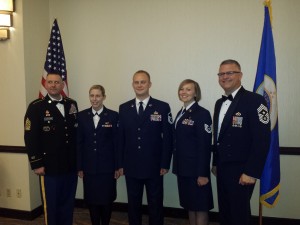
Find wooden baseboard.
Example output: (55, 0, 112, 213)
(0, 205, 43, 220)
(0, 201, 299, 225)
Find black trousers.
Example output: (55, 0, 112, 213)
(88, 203, 112, 225)
(217, 162, 255, 225)
(125, 175, 164, 225)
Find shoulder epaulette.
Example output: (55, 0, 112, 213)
(31, 98, 44, 105)
(64, 96, 76, 102)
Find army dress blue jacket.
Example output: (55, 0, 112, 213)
(24, 94, 78, 175)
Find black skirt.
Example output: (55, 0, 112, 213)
(177, 175, 213, 211)
(83, 173, 117, 205)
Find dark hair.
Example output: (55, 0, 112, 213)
(178, 79, 201, 102)
(220, 59, 241, 71)
(89, 85, 106, 97)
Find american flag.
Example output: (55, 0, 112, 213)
(39, 19, 69, 98)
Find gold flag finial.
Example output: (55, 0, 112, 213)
(264, 0, 273, 26)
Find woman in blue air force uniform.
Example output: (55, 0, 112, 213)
(77, 85, 119, 225)
(172, 79, 213, 225)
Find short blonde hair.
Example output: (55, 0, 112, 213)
(89, 85, 106, 97)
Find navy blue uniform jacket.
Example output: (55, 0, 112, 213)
(24, 95, 78, 175)
(213, 87, 271, 178)
(118, 97, 173, 178)
(173, 103, 212, 177)
(77, 106, 118, 174)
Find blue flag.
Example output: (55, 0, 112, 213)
(253, 2, 280, 208)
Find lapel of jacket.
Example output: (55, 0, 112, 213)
(213, 100, 222, 143)
(218, 87, 245, 141)
(86, 107, 97, 129)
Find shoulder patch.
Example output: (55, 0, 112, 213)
(257, 104, 270, 124)
(168, 112, 173, 124)
(204, 124, 212, 133)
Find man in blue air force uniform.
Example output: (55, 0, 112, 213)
(24, 73, 78, 225)
(212, 59, 270, 225)
(118, 70, 173, 225)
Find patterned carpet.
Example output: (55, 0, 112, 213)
(0, 208, 219, 225)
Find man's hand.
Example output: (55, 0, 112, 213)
(114, 170, 120, 179)
(118, 168, 124, 176)
(160, 168, 169, 176)
(34, 167, 45, 176)
(78, 171, 84, 178)
(239, 173, 256, 185)
(197, 176, 209, 186)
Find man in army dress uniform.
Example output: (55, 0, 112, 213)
(24, 73, 78, 225)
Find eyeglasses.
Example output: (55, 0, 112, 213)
(217, 71, 241, 77)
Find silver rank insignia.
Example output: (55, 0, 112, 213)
(257, 104, 270, 124)
(204, 124, 212, 133)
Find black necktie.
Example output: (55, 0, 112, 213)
(222, 94, 233, 102)
(138, 102, 144, 116)
(182, 108, 186, 114)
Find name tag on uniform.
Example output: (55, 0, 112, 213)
(102, 122, 113, 128)
(44, 117, 53, 122)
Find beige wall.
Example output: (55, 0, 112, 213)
(0, 0, 299, 219)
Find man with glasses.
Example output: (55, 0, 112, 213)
(212, 59, 270, 225)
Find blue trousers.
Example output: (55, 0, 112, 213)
(40, 172, 78, 225)
(125, 175, 164, 225)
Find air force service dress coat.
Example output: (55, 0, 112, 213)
(77, 106, 118, 204)
(213, 87, 270, 225)
(172, 103, 213, 211)
(212, 87, 270, 177)
(118, 97, 173, 178)
(24, 94, 78, 175)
